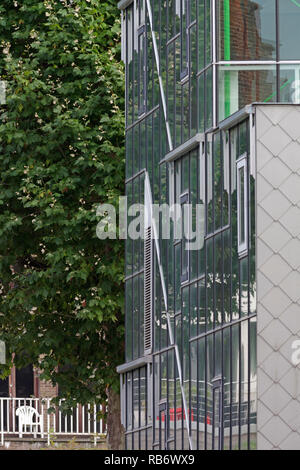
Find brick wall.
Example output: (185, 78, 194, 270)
(38, 377, 58, 398)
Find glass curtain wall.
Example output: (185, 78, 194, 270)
(121, 0, 300, 450)
(218, 0, 300, 121)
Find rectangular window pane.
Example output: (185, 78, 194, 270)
(280, 65, 300, 104)
(237, 156, 248, 256)
(218, 66, 277, 122)
(279, 0, 300, 60)
(218, 0, 276, 61)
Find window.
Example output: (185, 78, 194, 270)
(279, 0, 300, 61)
(180, 192, 189, 283)
(237, 154, 248, 256)
(180, 0, 189, 79)
(138, 25, 146, 116)
(16, 364, 34, 398)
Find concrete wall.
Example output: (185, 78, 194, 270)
(256, 104, 300, 449)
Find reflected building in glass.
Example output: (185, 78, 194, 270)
(117, 0, 300, 450)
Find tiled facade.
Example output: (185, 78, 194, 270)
(256, 104, 300, 450)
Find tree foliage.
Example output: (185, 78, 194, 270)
(0, 0, 125, 410)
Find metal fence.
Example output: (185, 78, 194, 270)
(0, 398, 106, 447)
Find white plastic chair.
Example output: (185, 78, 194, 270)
(16, 405, 44, 438)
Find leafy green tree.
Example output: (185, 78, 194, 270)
(0, 0, 125, 449)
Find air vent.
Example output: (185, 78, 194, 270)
(144, 225, 153, 355)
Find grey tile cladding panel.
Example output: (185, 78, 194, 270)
(256, 104, 300, 450)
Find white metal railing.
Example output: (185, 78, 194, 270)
(0, 398, 106, 447)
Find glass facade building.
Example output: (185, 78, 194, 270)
(117, 0, 300, 450)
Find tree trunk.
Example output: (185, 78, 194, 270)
(107, 387, 125, 450)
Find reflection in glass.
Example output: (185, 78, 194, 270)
(223, 327, 231, 450)
(140, 367, 147, 428)
(133, 369, 139, 429)
(250, 317, 257, 450)
(206, 334, 214, 450)
(241, 321, 249, 449)
(218, 0, 276, 61)
(219, 66, 277, 121)
(190, 340, 198, 450)
(232, 325, 240, 450)
(279, 1, 300, 60)
(280, 66, 300, 104)
(198, 338, 206, 450)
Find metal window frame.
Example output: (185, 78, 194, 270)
(236, 154, 248, 257)
(138, 24, 147, 117)
(180, 192, 190, 284)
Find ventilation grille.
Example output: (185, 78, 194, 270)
(144, 225, 153, 356)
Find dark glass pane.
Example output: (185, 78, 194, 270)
(249, 317, 257, 449)
(127, 6, 134, 126)
(198, 338, 206, 450)
(240, 321, 249, 449)
(16, 365, 34, 398)
(231, 324, 240, 450)
(223, 327, 231, 450)
(207, 139, 213, 234)
(190, 340, 198, 450)
(214, 233, 223, 326)
(279, 66, 300, 104)
(205, 67, 213, 129)
(223, 229, 231, 324)
(206, 237, 214, 331)
(218, 0, 276, 61)
(206, 334, 214, 449)
(214, 133, 222, 231)
(0, 377, 8, 398)
(198, 0, 205, 71)
(279, 1, 300, 60)
(126, 129, 133, 179)
(218, 66, 277, 121)
(190, 282, 198, 338)
(133, 369, 139, 429)
(198, 279, 206, 334)
(198, 73, 205, 133)
(205, 0, 211, 65)
(240, 256, 249, 317)
(190, 21, 198, 122)
(126, 278, 133, 362)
